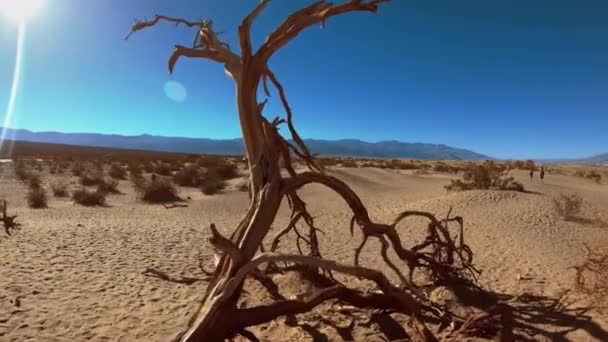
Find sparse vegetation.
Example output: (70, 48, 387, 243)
(79, 171, 104, 186)
(200, 172, 227, 195)
(445, 161, 524, 192)
(379, 159, 420, 170)
(109, 162, 127, 179)
(72, 162, 84, 176)
(96, 177, 120, 194)
(585, 170, 602, 184)
(27, 187, 48, 208)
(173, 164, 202, 187)
(72, 188, 107, 206)
(554, 193, 583, 221)
(26, 173, 42, 189)
(51, 182, 69, 197)
(135, 176, 180, 203)
(340, 159, 357, 168)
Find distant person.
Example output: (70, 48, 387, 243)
(540, 166, 545, 182)
(529, 169, 534, 181)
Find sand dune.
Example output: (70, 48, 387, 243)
(1, 164, 607, 341)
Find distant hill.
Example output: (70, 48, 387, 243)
(535, 152, 608, 165)
(0, 127, 491, 160)
(576, 152, 608, 165)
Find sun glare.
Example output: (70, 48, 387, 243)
(0, 0, 42, 22)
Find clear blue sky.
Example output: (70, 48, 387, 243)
(1, 0, 607, 159)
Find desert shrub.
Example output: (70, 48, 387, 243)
(208, 162, 239, 180)
(318, 158, 340, 167)
(14, 162, 28, 181)
(79, 171, 104, 186)
(445, 161, 524, 192)
(554, 193, 583, 221)
(26, 173, 42, 189)
(200, 168, 228, 195)
(574, 169, 586, 178)
(340, 159, 358, 168)
(154, 162, 173, 176)
(27, 187, 48, 208)
(128, 162, 143, 179)
(72, 162, 84, 176)
(136, 177, 180, 203)
(433, 163, 451, 172)
(97, 177, 120, 194)
(173, 164, 202, 187)
(108, 162, 127, 179)
(512, 160, 536, 170)
(143, 161, 155, 173)
(72, 188, 107, 206)
(201, 178, 227, 195)
(585, 171, 602, 184)
(197, 155, 225, 168)
(378, 159, 419, 170)
(51, 182, 69, 197)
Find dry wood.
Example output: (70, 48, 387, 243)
(2, 200, 19, 236)
(128, 1, 487, 341)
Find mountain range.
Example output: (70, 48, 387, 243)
(0, 127, 491, 160)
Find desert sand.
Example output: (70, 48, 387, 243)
(1, 162, 607, 341)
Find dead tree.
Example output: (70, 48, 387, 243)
(128, 1, 482, 340)
(2, 200, 19, 236)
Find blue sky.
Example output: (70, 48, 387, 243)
(0, 0, 607, 159)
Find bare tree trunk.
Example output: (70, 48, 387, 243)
(127, 2, 488, 341)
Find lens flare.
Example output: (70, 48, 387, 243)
(0, 22, 26, 153)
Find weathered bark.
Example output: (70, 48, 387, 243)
(128, 2, 485, 341)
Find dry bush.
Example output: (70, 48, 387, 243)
(445, 161, 524, 192)
(97, 177, 120, 194)
(379, 159, 419, 170)
(510, 159, 536, 170)
(574, 245, 608, 312)
(108, 162, 127, 179)
(71, 162, 84, 176)
(173, 164, 202, 187)
(340, 159, 358, 168)
(27, 187, 48, 208)
(72, 188, 107, 206)
(79, 171, 104, 186)
(51, 182, 69, 197)
(209, 162, 239, 180)
(197, 155, 225, 168)
(433, 162, 451, 172)
(128, 162, 143, 179)
(200, 169, 227, 195)
(574, 169, 586, 178)
(154, 162, 173, 176)
(26, 173, 42, 189)
(554, 193, 583, 221)
(143, 161, 155, 173)
(585, 170, 602, 184)
(14, 161, 28, 181)
(317, 157, 340, 167)
(136, 177, 180, 203)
